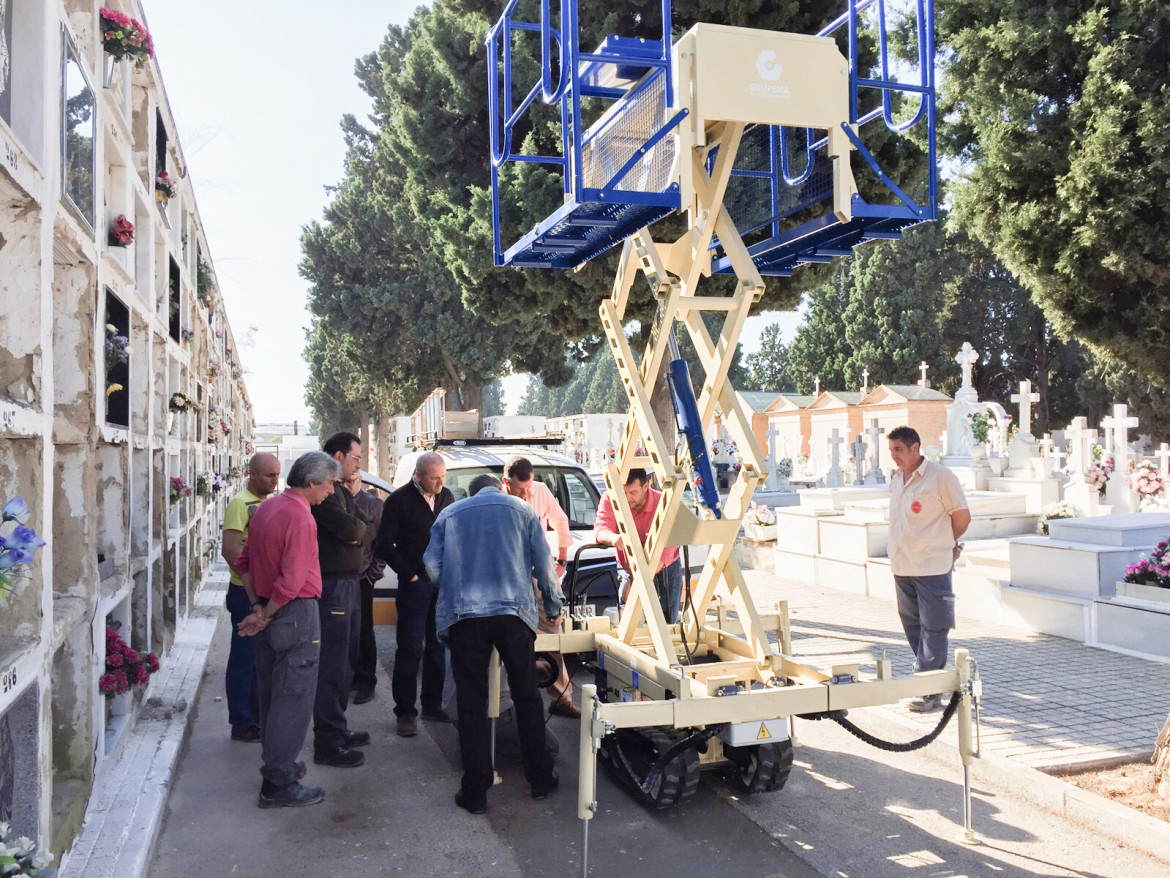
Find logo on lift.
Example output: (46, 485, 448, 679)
(750, 50, 790, 99)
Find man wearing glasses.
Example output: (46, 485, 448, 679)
(311, 432, 376, 766)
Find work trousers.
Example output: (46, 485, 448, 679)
(352, 575, 378, 691)
(225, 584, 259, 732)
(447, 615, 554, 797)
(313, 577, 360, 751)
(894, 573, 955, 673)
(256, 598, 320, 789)
(392, 578, 446, 718)
(654, 559, 683, 624)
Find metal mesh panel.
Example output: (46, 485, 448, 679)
(580, 71, 676, 192)
(724, 125, 835, 237)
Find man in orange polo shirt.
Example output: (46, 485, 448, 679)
(887, 426, 971, 712)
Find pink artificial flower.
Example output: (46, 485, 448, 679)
(125, 648, 140, 664)
(135, 665, 150, 686)
(114, 669, 129, 693)
(99, 673, 119, 693)
(107, 650, 124, 668)
(148, 653, 160, 672)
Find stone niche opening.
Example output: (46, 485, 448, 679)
(50, 625, 93, 855)
(0, 437, 44, 635)
(0, 681, 41, 845)
(101, 596, 132, 757)
(1, 0, 49, 163)
(51, 253, 95, 426)
(51, 445, 95, 597)
(95, 444, 126, 588)
(103, 289, 130, 429)
(0, 197, 43, 408)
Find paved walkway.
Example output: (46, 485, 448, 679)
(746, 570, 1170, 770)
(58, 564, 1170, 876)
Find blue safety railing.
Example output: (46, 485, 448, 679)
(712, 0, 937, 276)
(487, 0, 937, 273)
(487, 0, 683, 268)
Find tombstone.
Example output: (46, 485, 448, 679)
(942, 342, 981, 466)
(824, 429, 845, 488)
(918, 360, 929, 388)
(1157, 442, 1170, 479)
(1103, 404, 1140, 513)
(850, 434, 868, 485)
(1010, 379, 1041, 440)
(861, 368, 870, 395)
(763, 423, 789, 491)
(863, 419, 886, 484)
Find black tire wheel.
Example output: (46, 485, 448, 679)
(604, 728, 701, 809)
(722, 738, 794, 795)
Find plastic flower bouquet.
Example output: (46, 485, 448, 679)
(1, 497, 47, 597)
(169, 476, 192, 504)
(1124, 539, 1170, 590)
(109, 213, 135, 246)
(155, 170, 177, 200)
(777, 457, 793, 479)
(0, 821, 52, 874)
(100, 7, 154, 67)
(1128, 461, 1165, 500)
(1038, 501, 1080, 536)
(99, 624, 160, 697)
(104, 324, 130, 370)
(746, 502, 777, 527)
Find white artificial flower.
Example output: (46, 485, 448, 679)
(0, 821, 10, 837)
(32, 850, 53, 869)
(106, 323, 118, 333)
(13, 836, 33, 854)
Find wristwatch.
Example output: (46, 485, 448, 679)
(955, 542, 964, 553)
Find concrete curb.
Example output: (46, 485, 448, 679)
(56, 569, 227, 878)
(871, 703, 1170, 864)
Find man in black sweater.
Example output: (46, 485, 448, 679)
(311, 432, 375, 767)
(375, 451, 454, 737)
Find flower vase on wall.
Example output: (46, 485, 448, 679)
(104, 54, 119, 89)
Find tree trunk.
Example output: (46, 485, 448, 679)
(1154, 712, 1170, 798)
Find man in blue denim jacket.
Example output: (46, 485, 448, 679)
(425, 474, 563, 814)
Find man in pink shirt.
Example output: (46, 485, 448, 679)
(593, 468, 682, 623)
(504, 456, 578, 719)
(236, 451, 340, 809)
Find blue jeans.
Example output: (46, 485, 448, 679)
(225, 584, 259, 732)
(654, 559, 683, 624)
(894, 573, 955, 673)
(392, 578, 446, 718)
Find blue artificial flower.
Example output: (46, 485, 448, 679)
(1, 497, 30, 523)
(0, 548, 33, 569)
(1, 526, 45, 551)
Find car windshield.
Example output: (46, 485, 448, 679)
(443, 462, 601, 529)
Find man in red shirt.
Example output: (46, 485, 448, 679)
(236, 451, 340, 809)
(593, 469, 682, 623)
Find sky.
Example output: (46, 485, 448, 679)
(144, 1, 803, 423)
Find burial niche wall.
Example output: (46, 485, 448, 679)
(0, 197, 42, 408)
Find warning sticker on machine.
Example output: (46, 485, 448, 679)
(757, 723, 771, 740)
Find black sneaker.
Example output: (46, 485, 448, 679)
(343, 729, 371, 747)
(258, 782, 325, 809)
(908, 694, 943, 713)
(531, 772, 560, 801)
(314, 745, 366, 768)
(352, 688, 376, 705)
(421, 707, 453, 723)
(231, 725, 262, 743)
(455, 789, 487, 814)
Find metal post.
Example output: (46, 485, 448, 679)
(955, 648, 977, 844)
(489, 648, 502, 785)
(579, 683, 599, 877)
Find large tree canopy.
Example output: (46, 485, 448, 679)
(937, 0, 1170, 387)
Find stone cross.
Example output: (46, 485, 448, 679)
(918, 361, 929, 387)
(850, 434, 868, 484)
(1065, 417, 1096, 479)
(814, 376, 821, 396)
(955, 342, 979, 391)
(1157, 442, 1170, 479)
(865, 420, 886, 482)
(1010, 380, 1041, 439)
(1101, 403, 1139, 469)
(825, 428, 845, 488)
(765, 423, 781, 490)
(861, 368, 869, 394)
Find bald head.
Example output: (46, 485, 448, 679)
(413, 452, 446, 497)
(247, 452, 282, 498)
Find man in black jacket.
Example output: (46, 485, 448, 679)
(375, 451, 454, 737)
(311, 432, 375, 766)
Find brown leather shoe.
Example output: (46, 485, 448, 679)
(396, 715, 418, 737)
(548, 697, 581, 719)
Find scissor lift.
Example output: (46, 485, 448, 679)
(487, 0, 976, 871)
